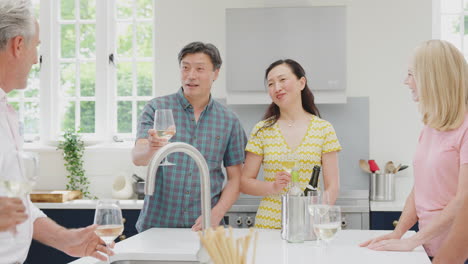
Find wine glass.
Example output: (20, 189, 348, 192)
(94, 200, 124, 263)
(154, 109, 176, 166)
(0, 151, 37, 198)
(305, 190, 321, 241)
(0, 151, 38, 235)
(281, 153, 297, 174)
(311, 205, 341, 247)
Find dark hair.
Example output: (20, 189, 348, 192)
(259, 59, 320, 131)
(177, 41, 222, 70)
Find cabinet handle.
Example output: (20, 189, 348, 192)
(122, 218, 126, 224)
(119, 235, 127, 240)
(392, 220, 399, 227)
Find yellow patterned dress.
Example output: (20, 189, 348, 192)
(245, 115, 342, 229)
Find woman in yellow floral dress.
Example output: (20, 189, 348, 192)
(240, 59, 342, 229)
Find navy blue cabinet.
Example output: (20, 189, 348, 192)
(370, 211, 418, 231)
(25, 209, 140, 264)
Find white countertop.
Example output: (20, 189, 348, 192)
(34, 199, 144, 210)
(69, 228, 430, 264)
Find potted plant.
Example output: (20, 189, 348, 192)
(57, 130, 96, 199)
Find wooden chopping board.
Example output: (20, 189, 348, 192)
(30, 190, 82, 203)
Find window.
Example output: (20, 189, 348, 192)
(434, 0, 468, 57)
(114, 0, 155, 137)
(7, 0, 41, 142)
(9, 0, 155, 143)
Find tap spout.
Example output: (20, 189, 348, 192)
(144, 142, 211, 229)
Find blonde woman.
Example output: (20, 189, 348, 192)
(360, 40, 468, 262)
(240, 59, 341, 229)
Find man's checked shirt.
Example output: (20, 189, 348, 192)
(135, 88, 247, 231)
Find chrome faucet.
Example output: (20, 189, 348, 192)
(144, 142, 211, 229)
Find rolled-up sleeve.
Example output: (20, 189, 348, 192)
(27, 199, 47, 221)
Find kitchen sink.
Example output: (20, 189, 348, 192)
(111, 261, 198, 264)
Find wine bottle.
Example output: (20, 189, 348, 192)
(303, 165, 321, 196)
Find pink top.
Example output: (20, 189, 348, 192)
(413, 113, 468, 257)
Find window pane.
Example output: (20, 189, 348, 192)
(117, 101, 132, 133)
(80, 101, 95, 133)
(442, 0, 462, 13)
(80, 63, 96, 96)
(10, 102, 19, 111)
(117, 23, 133, 57)
(137, 0, 153, 18)
(61, 25, 76, 58)
(117, 0, 133, 19)
(24, 102, 39, 134)
(80, 24, 96, 58)
(137, 101, 147, 121)
(117, 62, 133, 96)
(137, 62, 153, 96)
(61, 63, 76, 97)
(32, 0, 40, 18)
(61, 0, 76, 20)
(465, 0, 468, 11)
(80, 0, 96, 20)
(8, 91, 19, 98)
(136, 23, 152, 57)
(441, 15, 462, 50)
(464, 16, 468, 53)
(62, 101, 76, 131)
(25, 64, 40, 98)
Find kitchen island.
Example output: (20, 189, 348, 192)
(69, 229, 430, 264)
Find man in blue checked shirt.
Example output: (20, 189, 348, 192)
(132, 42, 247, 232)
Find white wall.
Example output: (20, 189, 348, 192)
(30, 0, 432, 199)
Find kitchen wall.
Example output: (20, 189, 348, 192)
(29, 0, 431, 199)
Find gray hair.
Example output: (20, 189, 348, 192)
(0, 0, 35, 51)
(178, 41, 222, 70)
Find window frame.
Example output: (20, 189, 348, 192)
(433, 0, 468, 56)
(24, 0, 156, 145)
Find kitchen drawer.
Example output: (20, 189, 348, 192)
(25, 209, 140, 264)
(370, 211, 418, 231)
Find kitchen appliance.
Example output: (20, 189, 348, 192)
(132, 174, 145, 200)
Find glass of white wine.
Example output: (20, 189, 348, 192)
(94, 200, 124, 263)
(154, 109, 176, 166)
(0, 151, 38, 235)
(0, 151, 38, 198)
(311, 205, 341, 247)
(281, 153, 297, 174)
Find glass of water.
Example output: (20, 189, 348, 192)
(311, 205, 341, 247)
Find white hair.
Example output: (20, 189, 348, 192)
(0, 0, 35, 51)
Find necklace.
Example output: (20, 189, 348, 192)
(283, 116, 313, 127)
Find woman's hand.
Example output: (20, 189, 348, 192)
(365, 237, 419, 252)
(271, 171, 291, 194)
(359, 230, 403, 248)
